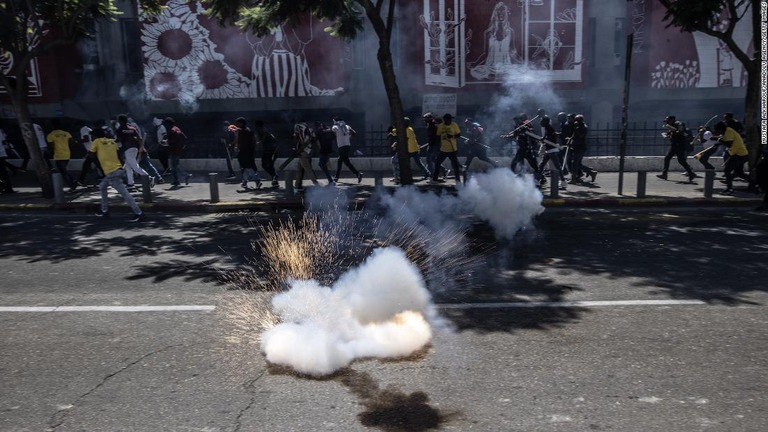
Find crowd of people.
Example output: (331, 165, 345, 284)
(655, 112, 764, 202)
(1, 109, 767, 212)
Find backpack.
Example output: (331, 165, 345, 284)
(294, 122, 315, 154)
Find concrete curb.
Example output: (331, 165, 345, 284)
(0, 197, 761, 214)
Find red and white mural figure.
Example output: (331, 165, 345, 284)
(419, 0, 585, 88)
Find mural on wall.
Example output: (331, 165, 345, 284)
(629, 0, 751, 89)
(0, 16, 48, 98)
(420, 0, 585, 88)
(140, 0, 348, 102)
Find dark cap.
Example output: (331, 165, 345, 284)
(443, 113, 453, 119)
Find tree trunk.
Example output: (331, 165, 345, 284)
(12, 95, 54, 198)
(368, 16, 413, 185)
(743, 63, 760, 175)
(375, 45, 413, 185)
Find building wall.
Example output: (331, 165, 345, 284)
(1, 0, 750, 154)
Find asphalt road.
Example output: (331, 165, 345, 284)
(1, 208, 766, 432)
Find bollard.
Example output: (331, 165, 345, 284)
(141, 175, 153, 203)
(703, 169, 715, 198)
(636, 171, 647, 198)
(284, 171, 295, 198)
(374, 172, 383, 187)
(52, 172, 65, 204)
(549, 169, 559, 198)
(208, 173, 220, 203)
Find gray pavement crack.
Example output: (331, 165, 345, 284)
(232, 370, 266, 432)
(47, 344, 181, 431)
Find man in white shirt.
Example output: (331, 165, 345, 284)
(331, 116, 363, 183)
(153, 116, 170, 174)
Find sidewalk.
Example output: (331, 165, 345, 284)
(0, 169, 763, 214)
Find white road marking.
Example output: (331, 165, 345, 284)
(0, 305, 216, 312)
(437, 299, 707, 309)
(0, 300, 707, 313)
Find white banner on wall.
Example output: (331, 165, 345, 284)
(422, 93, 457, 116)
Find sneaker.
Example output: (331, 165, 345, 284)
(185, 173, 192, 185)
(156, 178, 165, 184)
(95, 210, 110, 218)
(255, 180, 263, 189)
(656, 173, 667, 180)
(333, 177, 339, 183)
(357, 172, 364, 184)
(721, 188, 734, 195)
(271, 180, 279, 187)
(149, 176, 156, 188)
(171, 182, 180, 187)
(240, 182, 248, 189)
(559, 180, 568, 189)
(590, 171, 598, 182)
(130, 212, 146, 222)
(226, 174, 237, 180)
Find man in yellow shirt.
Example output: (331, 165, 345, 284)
(714, 121, 757, 195)
(89, 128, 145, 221)
(390, 118, 432, 182)
(46, 119, 77, 191)
(430, 113, 463, 185)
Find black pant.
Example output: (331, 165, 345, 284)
(723, 154, 754, 189)
(262, 151, 277, 179)
(695, 146, 719, 170)
(432, 151, 463, 182)
(54, 160, 76, 188)
(78, 153, 103, 184)
(157, 146, 170, 171)
(571, 148, 595, 178)
(538, 152, 566, 182)
(0, 157, 12, 192)
(427, 145, 446, 177)
(465, 144, 496, 169)
(335, 146, 360, 179)
(662, 145, 693, 175)
(510, 147, 539, 178)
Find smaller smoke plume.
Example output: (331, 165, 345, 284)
(459, 168, 544, 240)
(119, 81, 149, 120)
(260, 247, 433, 376)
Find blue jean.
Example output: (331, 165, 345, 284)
(99, 169, 142, 215)
(139, 152, 162, 179)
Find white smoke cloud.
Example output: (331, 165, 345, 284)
(261, 247, 433, 376)
(259, 168, 543, 376)
(459, 168, 544, 240)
